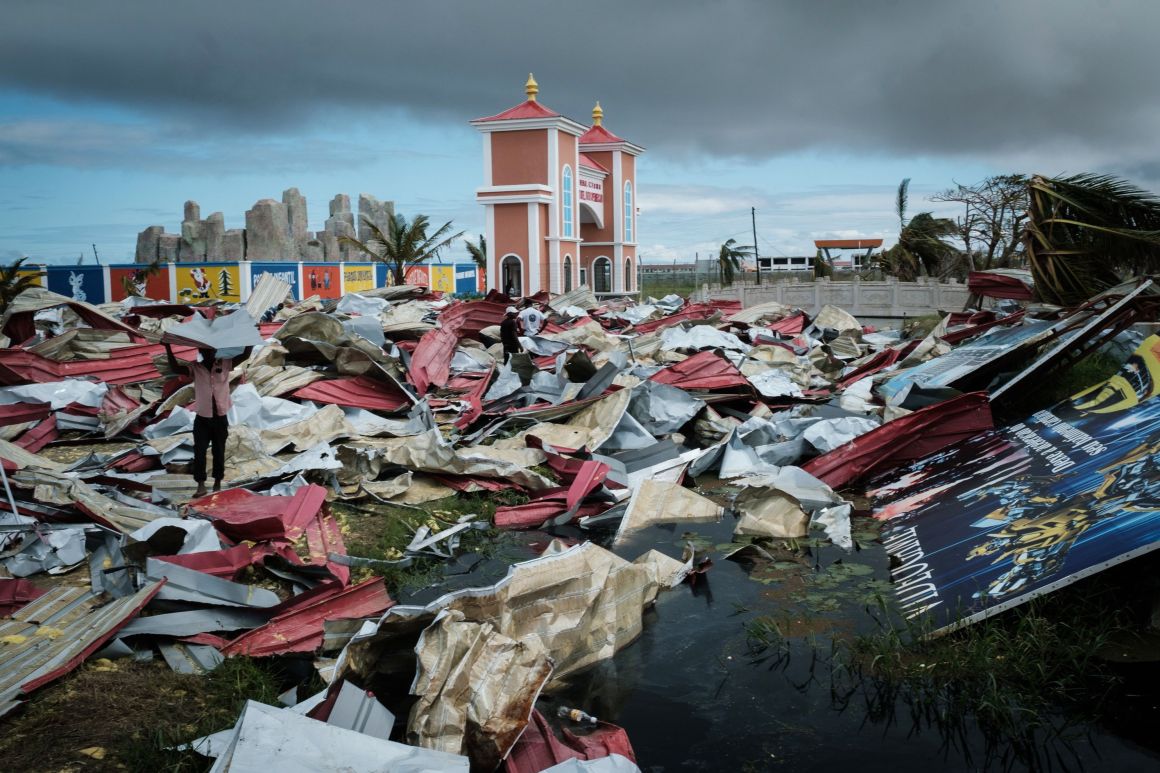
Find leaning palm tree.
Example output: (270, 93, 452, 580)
(0, 258, 40, 316)
(465, 234, 487, 270)
(1025, 173, 1160, 306)
(717, 238, 751, 285)
(880, 178, 960, 280)
(341, 213, 464, 286)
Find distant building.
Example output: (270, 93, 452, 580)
(472, 74, 644, 296)
(814, 238, 882, 271)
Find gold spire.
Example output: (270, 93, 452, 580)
(592, 101, 603, 126)
(525, 73, 539, 102)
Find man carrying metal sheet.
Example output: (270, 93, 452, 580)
(164, 345, 253, 497)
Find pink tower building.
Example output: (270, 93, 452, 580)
(471, 74, 644, 297)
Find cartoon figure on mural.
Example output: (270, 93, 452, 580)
(309, 269, 318, 291)
(323, 270, 331, 290)
(966, 506, 1113, 599)
(68, 271, 87, 302)
(1092, 440, 1160, 512)
(190, 267, 212, 299)
(1071, 351, 1160, 413)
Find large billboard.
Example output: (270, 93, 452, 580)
(871, 335, 1160, 632)
(175, 263, 242, 303)
(46, 266, 105, 304)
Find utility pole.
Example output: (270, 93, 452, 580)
(751, 207, 761, 286)
(92, 244, 101, 266)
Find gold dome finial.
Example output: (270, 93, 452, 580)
(525, 73, 539, 102)
(592, 101, 603, 126)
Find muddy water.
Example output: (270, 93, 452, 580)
(531, 513, 1160, 772)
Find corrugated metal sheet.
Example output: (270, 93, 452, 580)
(409, 325, 459, 394)
(453, 366, 495, 430)
(968, 270, 1035, 301)
(649, 351, 751, 391)
(801, 391, 994, 489)
(246, 272, 292, 320)
(940, 310, 1026, 345)
(292, 376, 410, 412)
(0, 403, 49, 427)
(0, 581, 163, 717)
(0, 343, 197, 386)
(0, 578, 46, 616)
(221, 577, 394, 657)
(190, 485, 328, 543)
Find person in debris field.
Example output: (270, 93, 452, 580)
(501, 306, 523, 364)
(164, 344, 253, 497)
(518, 298, 545, 337)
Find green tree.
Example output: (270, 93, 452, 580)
(465, 234, 487, 270)
(1026, 173, 1160, 306)
(0, 258, 41, 316)
(341, 213, 464, 286)
(716, 238, 751, 285)
(880, 178, 960, 280)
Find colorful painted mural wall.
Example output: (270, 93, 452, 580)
(18, 262, 480, 305)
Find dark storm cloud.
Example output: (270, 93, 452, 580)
(2, 0, 1158, 164)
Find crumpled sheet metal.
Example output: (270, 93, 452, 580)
(733, 489, 810, 539)
(244, 272, 292, 320)
(408, 609, 554, 769)
(802, 391, 994, 489)
(659, 325, 749, 353)
(222, 578, 395, 657)
(291, 375, 411, 413)
(504, 709, 638, 773)
(161, 309, 265, 350)
(801, 416, 881, 454)
(24, 470, 170, 533)
(0, 581, 163, 718)
(649, 350, 750, 392)
(342, 541, 687, 692)
(617, 480, 723, 541)
(206, 700, 469, 773)
(725, 300, 791, 326)
(813, 304, 862, 332)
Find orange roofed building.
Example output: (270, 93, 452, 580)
(471, 74, 644, 297)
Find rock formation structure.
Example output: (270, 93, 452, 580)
(134, 189, 395, 263)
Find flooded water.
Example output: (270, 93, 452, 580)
(522, 512, 1160, 772)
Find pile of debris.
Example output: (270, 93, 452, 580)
(0, 274, 1154, 769)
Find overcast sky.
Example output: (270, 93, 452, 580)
(3, 0, 1159, 264)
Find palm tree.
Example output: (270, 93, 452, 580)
(717, 238, 751, 285)
(466, 234, 487, 270)
(1025, 173, 1160, 306)
(0, 258, 40, 315)
(880, 178, 960, 280)
(341, 213, 464, 286)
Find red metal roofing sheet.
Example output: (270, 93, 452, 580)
(628, 302, 737, 335)
(13, 415, 57, 453)
(291, 376, 410, 412)
(801, 392, 994, 489)
(649, 350, 751, 391)
(0, 403, 49, 427)
(940, 310, 1026, 345)
(0, 578, 46, 616)
(190, 485, 329, 543)
(475, 100, 561, 122)
(220, 577, 394, 657)
(0, 343, 196, 386)
(968, 271, 1036, 301)
(503, 709, 635, 773)
(153, 545, 257, 580)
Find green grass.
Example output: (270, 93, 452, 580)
(333, 491, 530, 594)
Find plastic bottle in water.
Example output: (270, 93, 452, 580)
(557, 705, 598, 725)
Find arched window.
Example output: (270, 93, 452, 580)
(623, 181, 633, 242)
(624, 258, 633, 292)
(500, 254, 523, 297)
(563, 255, 573, 292)
(562, 165, 574, 238)
(593, 256, 611, 293)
